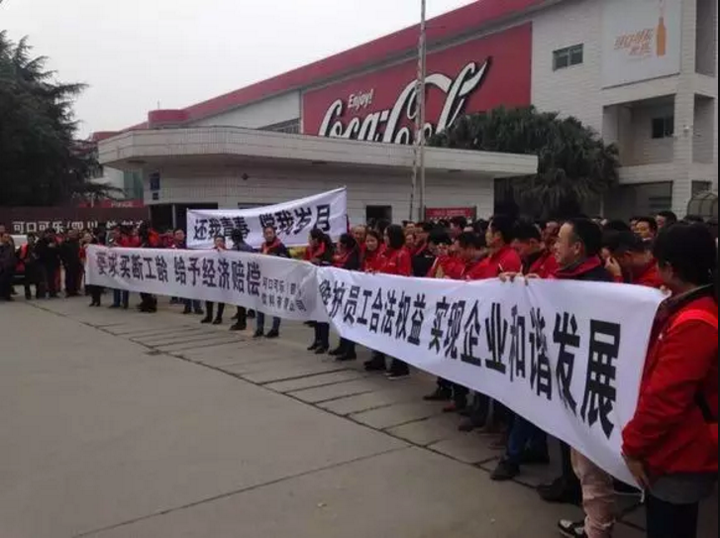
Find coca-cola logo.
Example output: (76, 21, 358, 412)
(317, 57, 492, 144)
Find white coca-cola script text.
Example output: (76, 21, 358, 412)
(316, 58, 491, 144)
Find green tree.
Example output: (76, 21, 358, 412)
(0, 31, 116, 206)
(429, 106, 620, 219)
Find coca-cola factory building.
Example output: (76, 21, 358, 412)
(98, 0, 717, 228)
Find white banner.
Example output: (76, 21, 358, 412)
(85, 245, 327, 322)
(316, 268, 664, 484)
(85, 245, 665, 483)
(186, 188, 348, 250)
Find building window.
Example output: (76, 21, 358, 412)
(648, 195, 673, 213)
(260, 119, 300, 134)
(366, 205, 392, 224)
(651, 116, 675, 139)
(553, 44, 584, 70)
(691, 180, 712, 196)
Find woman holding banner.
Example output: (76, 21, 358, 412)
(363, 224, 412, 379)
(361, 231, 385, 273)
(622, 223, 717, 538)
(329, 233, 362, 361)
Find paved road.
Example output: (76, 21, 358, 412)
(1, 296, 716, 538)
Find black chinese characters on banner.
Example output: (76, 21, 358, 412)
(94, 250, 309, 315)
(318, 278, 621, 440)
(192, 204, 331, 242)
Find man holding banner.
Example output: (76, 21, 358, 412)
(254, 226, 291, 339)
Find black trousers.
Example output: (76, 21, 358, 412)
(139, 293, 157, 311)
(0, 271, 12, 299)
(233, 306, 247, 326)
(314, 322, 330, 348)
(338, 337, 355, 354)
(64, 264, 81, 295)
(646, 494, 700, 538)
(88, 285, 103, 304)
(24, 265, 44, 298)
(205, 301, 225, 320)
(42, 265, 59, 297)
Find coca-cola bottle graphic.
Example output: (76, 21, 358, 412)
(656, 1, 667, 57)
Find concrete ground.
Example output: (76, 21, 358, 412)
(1, 295, 716, 538)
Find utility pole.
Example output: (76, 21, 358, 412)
(410, 0, 428, 222)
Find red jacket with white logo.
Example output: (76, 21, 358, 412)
(622, 290, 718, 477)
(524, 249, 558, 279)
(464, 245, 521, 281)
(379, 247, 412, 276)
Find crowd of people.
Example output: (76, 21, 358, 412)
(0, 210, 717, 538)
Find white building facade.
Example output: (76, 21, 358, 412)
(100, 0, 717, 221)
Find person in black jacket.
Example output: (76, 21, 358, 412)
(35, 229, 61, 298)
(411, 222, 436, 277)
(0, 232, 16, 301)
(328, 233, 362, 361)
(229, 228, 255, 331)
(60, 229, 82, 297)
(306, 228, 334, 353)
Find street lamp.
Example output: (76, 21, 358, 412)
(409, 0, 427, 222)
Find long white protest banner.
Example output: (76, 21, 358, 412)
(86, 245, 664, 483)
(187, 188, 347, 250)
(315, 268, 664, 484)
(85, 245, 327, 322)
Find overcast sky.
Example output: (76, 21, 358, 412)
(2, 0, 475, 137)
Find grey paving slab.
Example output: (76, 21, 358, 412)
(317, 384, 430, 415)
(103, 325, 195, 337)
(428, 434, 503, 464)
(154, 337, 246, 353)
(350, 400, 444, 430)
(217, 355, 312, 375)
(240, 362, 351, 384)
(386, 414, 472, 446)
(265, 369, 368, 393)
(130, 327, 215, 341)
(137, 331, 242, 348)
(288, 377, 390, 403)
(85, 447, 617, 538)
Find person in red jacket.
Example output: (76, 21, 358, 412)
(364, 224, 411, 378)
(463, 215, 521, 279)
(378, 224, 412, 277)
(361, 230, 385, 273)
(554, 219, 614, 538)
(622, 223, 717, 538)
(512, 221, 559, 279)
(602, 230, 664, 288)
(455, 218, 521, 434)
(423, 230, 467, 404)
(328, 233, 362, 362)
